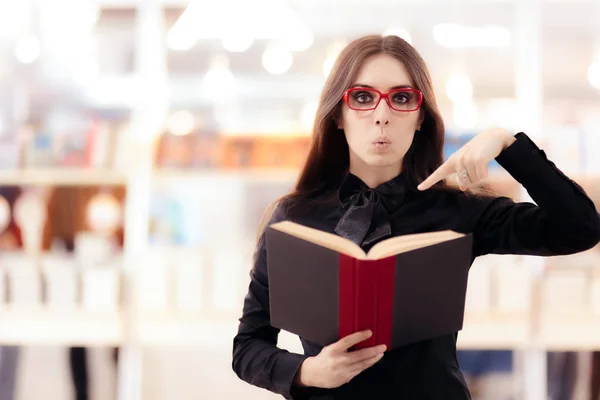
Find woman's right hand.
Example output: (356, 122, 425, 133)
(294, 330, 386, 389)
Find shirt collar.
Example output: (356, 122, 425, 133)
(337, 171, 408, 212)
(334, 171, 408, 249)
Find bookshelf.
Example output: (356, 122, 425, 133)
(1, 166, 599, 400)
(457, 312, 532, 350)
(538, 313, 600, 350)
(0, 309, 123, 346)
(0, 169, 127, 186)
(2, 307, 600, 351)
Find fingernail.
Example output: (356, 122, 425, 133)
(379, 345, 387, 352)
(366, 330, 372, 336)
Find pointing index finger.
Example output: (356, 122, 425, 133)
(417, 161, 455, 191)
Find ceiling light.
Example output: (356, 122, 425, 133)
(446, 74, 473, 104)
(588, 61, 600, 90)
(167, 110, 195, 136)
(262, 44, 293, 75)
(15, 35, 41, 64)
(201, 55, 237, 100)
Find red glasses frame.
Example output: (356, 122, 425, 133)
(343, 87, 423, 112)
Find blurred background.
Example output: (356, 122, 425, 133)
(0, 0, 599, 399)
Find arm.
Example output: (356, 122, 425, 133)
(231, 202, 312, 399)
(467, 132, 600, 257)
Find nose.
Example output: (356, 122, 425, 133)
(373, 99, 390, 125)
(374, 98, 391, 125)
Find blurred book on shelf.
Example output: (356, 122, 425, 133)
(155, 133, 311, 170)
(244, 136, 310, 169)
(0, 117, 127, 173)
(191, 130, 221, 168)
(156, 131, 195, 168)
(220, 137, 255, 169)
(155, 129, 221, 169)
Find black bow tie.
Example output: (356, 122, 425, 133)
(334, 173, 407, 250)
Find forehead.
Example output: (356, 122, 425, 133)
(353, 53, 414, 90)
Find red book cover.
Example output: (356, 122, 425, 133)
(266, 221, 473, 351)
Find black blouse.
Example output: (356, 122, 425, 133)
(231, 132, 600, 399)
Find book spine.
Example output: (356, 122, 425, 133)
(338, 254, 395, 350)
(354, 258, 378, 349)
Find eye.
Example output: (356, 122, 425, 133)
(392, 92, 411, 104)
(352, 91, 374, 103)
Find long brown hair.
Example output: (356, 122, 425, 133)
(256, 34, 448, 241)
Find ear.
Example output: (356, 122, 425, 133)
(417, 111, 425, 131)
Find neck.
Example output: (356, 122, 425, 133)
(348, 154, 402, 188)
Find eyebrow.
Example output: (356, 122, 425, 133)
(352, 83, 415, 90)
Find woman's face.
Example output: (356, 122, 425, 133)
(339, 53, 423, 173)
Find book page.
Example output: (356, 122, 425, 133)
(269, 221, 366, 259)
(367, 230, 464, 260)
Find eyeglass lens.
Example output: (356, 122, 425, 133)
(347, 89, 420, 111)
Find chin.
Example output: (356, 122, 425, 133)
(363, 154, 403, 168)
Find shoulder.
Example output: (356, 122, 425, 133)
(269, 198, 289, 224)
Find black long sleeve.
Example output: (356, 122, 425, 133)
(466, 132, 600, 257)
(232, 204, 311, 399)
(231, 131, 600, 400)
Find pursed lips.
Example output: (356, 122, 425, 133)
(373, 136, 391, 144)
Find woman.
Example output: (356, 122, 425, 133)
(231, 35, 600, 399)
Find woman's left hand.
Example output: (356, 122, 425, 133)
(418, 128, 517, 191)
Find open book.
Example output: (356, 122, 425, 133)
(266, 221, 473, 351)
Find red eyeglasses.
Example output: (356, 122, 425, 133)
(343, 87, 423, 112)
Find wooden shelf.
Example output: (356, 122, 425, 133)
(136, 315, 239, 346)
(151, 168, 299, 184)
(1, 308, 599, 351)
(538, 313, 600, 350)
(0, 309, 123, 346)
(457, 312, 531, 349)
(0, 168, 126, 186)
